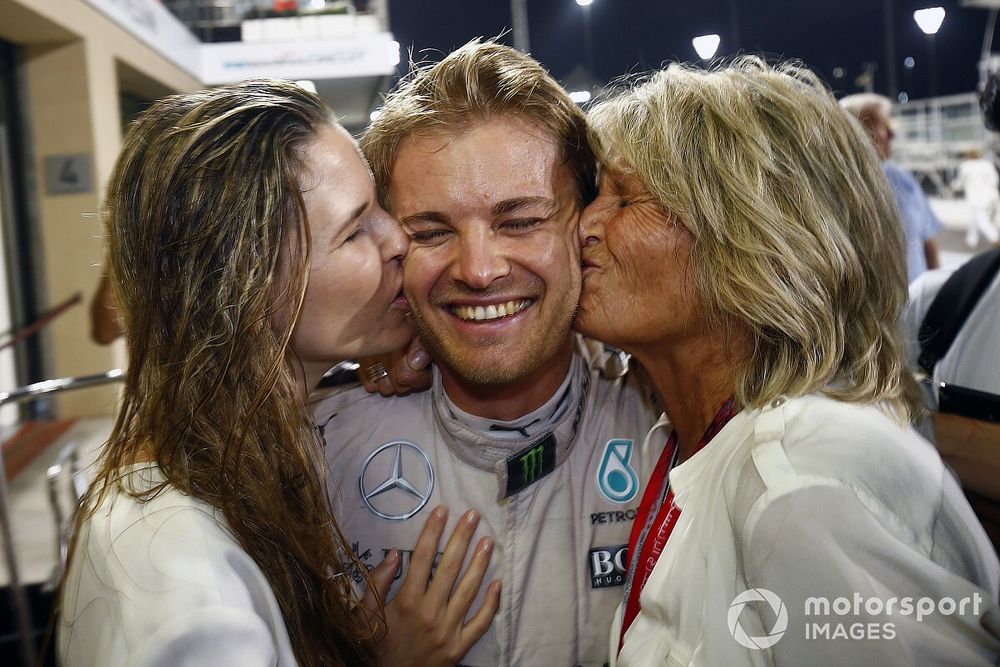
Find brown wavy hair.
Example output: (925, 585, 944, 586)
(65, 79, 378, 665)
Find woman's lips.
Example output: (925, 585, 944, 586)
(391, 290, 410, 311)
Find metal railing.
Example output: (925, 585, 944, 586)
(892, 93, 1000, 193)
(0, 370, 123, 667)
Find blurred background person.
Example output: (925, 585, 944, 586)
(952, 147, 1000, 248)
(903, 72, 1000, 555)
(579, 59, 1000, 666)
(841, 92, 942, 283)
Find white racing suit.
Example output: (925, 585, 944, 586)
(313, 337, 660, 666)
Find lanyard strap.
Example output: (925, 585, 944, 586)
(619, 435, 677, 649)
(618, 397, 740, 650)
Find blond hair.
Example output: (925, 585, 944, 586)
(65, 80, 378, 666)
(588, 58, 920, 418)
(362, 39, 595, 206)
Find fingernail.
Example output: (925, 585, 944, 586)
(479, 537, 494, 555)
(386, 549, 400, 562)
(408, 347, 430, 370)
(465, 510, 480, 525)
(433, 504, 448, 520)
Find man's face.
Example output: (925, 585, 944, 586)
(388, 116, 581, 386)
(863, 107, 894, 161)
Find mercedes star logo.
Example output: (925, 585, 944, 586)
(359, 441, 435, 521)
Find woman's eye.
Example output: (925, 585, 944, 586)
(344, 226, 364, 243)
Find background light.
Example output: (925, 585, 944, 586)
(692, 34, 721, 60)
(898, 92, 909, 103)
(575, 0, 593, 6)
(294, 80, 317, 94)
(904, 56, 915, 68)
(369, 109, 382, 122)
(388, 40, 401, 67)
(569, 90, 592, 104)
(913, 7, 945, 35)
(832, 66, 846, 79)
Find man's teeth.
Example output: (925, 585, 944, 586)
(452, 299, 531, 322)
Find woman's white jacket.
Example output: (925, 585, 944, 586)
(612, 393, 1000, 666)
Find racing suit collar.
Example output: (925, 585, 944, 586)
(439, 360, 576, 441)
(431, 350, 591, 499)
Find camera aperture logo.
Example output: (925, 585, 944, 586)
(728, 588, 788, 649)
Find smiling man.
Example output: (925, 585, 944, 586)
(312, 41, 659, 666)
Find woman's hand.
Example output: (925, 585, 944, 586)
(358, 337, 433, 396)
(364, 505, 501, 666)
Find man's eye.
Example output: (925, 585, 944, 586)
(501, 218, 541, 231)
(410, 229, 450, 243)
(618, 198, 632, 209)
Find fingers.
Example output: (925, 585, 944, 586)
(377, 505, 499, 667)
(359, 345, 431, 396)
(425, 510, 481, 608)
(458, 580, 502, 653)
(375, 373, 397, 397)
(398, 505, 448, 600)
(380, 339, 433, 395)
(358, 354, 393, 393)
(365, 549, 401, 608)
(397, 339, 433, 392)
(360, 549, 400, 633)
(405, 338, 431, 372)
(443, 536, 495, 628)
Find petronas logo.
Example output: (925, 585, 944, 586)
(597, 439, 638, 503)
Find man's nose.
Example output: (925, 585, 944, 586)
(454, 229, 511, 289)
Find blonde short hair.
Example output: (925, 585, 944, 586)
(588, 58, 918, 418)
(362, 39, 595, 207)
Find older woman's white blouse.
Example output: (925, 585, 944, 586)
(612, 393, 1000, 667)
(59, 464, 296, 666)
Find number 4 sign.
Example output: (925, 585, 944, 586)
(44, 154, 92, 195)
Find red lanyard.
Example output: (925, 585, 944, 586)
(619, 398, 738, 650)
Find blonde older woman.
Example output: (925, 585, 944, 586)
(578, 59, 1000, 666)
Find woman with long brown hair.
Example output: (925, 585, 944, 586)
(59, 79, 499, 666)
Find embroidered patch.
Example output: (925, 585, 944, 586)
(503, 433, 556, 497)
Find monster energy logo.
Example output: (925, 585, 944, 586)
(503, 433, 556, 498)
(520, 445, 544, 484)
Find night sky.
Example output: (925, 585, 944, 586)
(387, 0, 992, 101)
